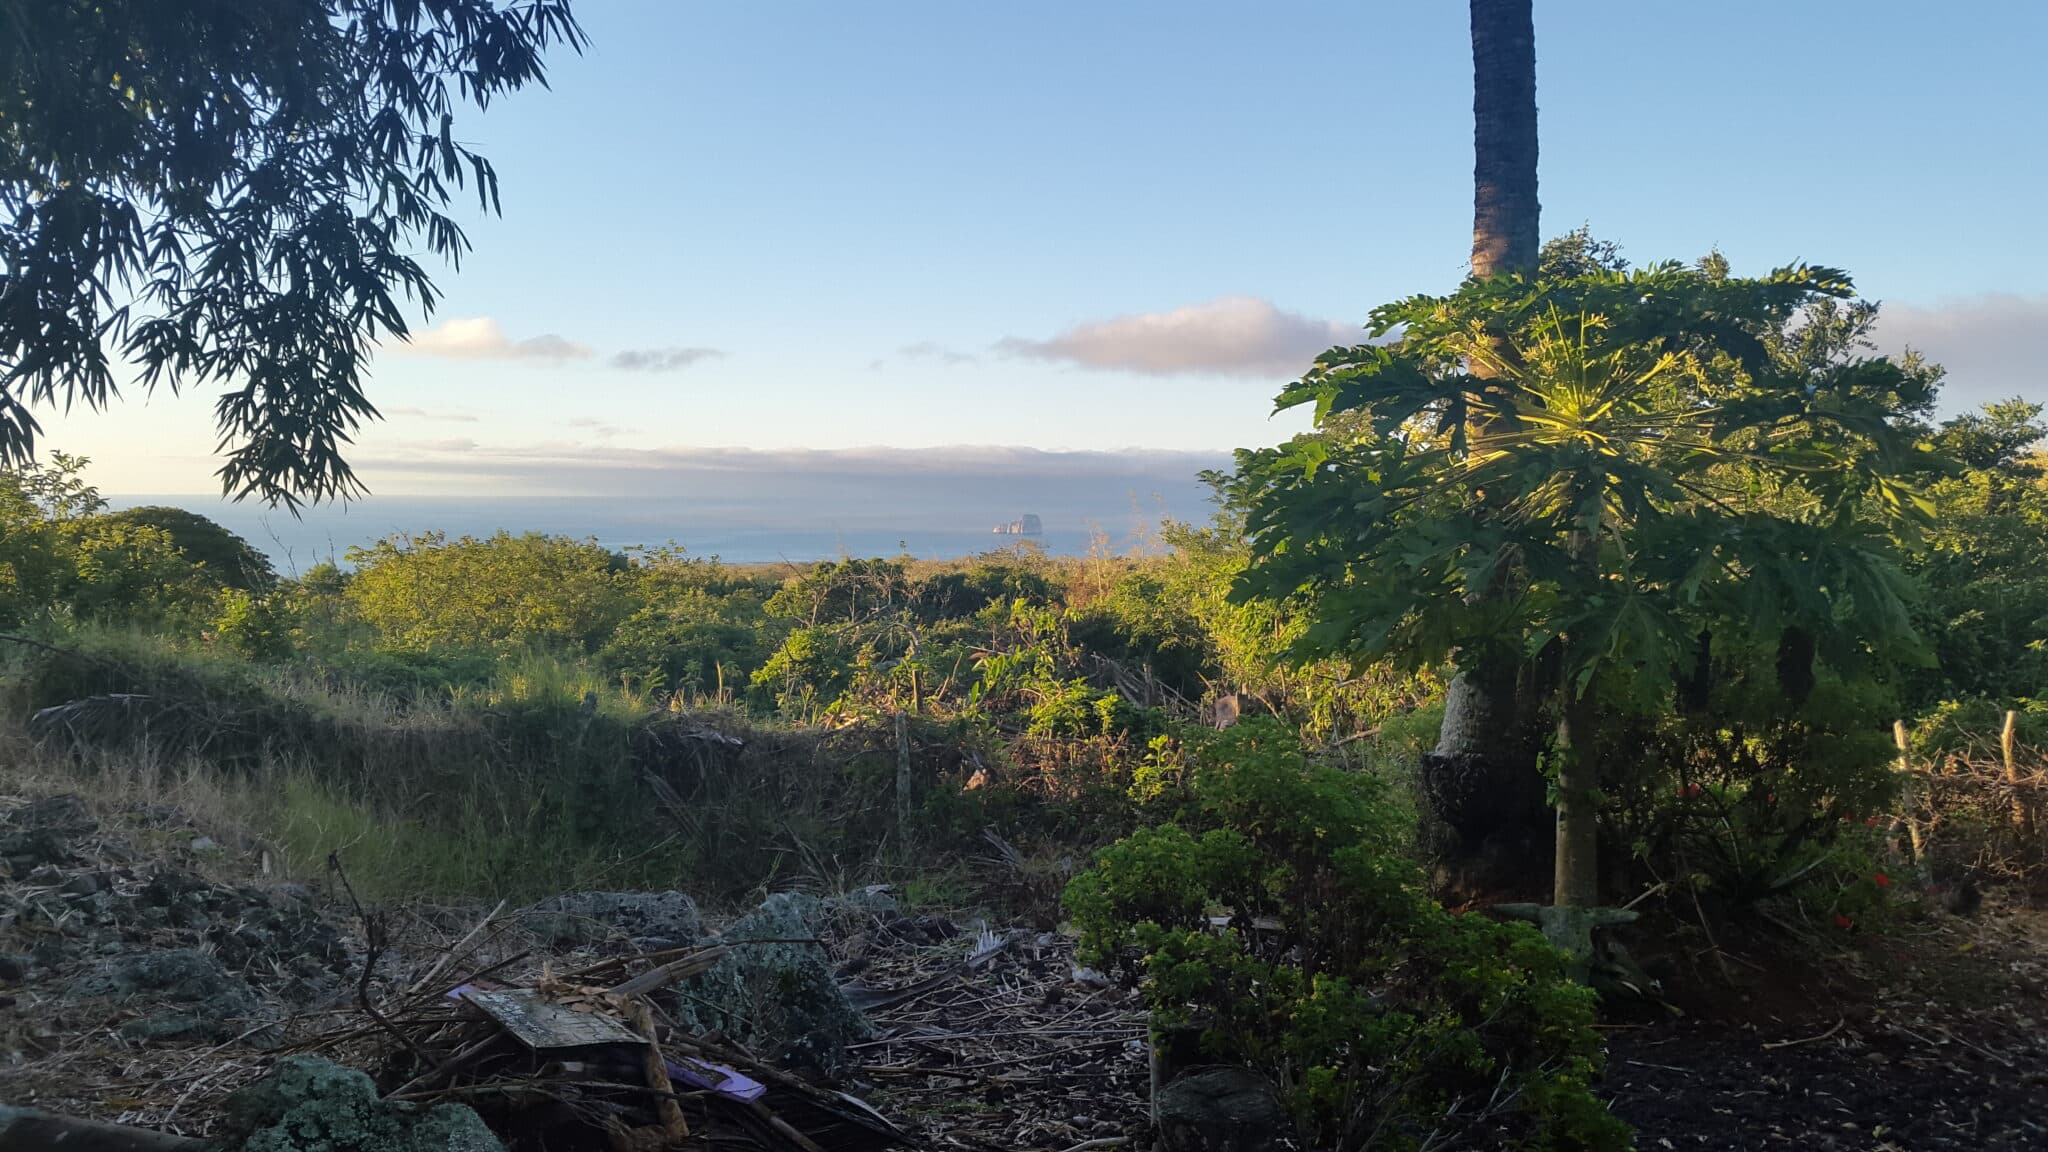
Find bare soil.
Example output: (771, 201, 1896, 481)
(1600, 904, 2048, 1151)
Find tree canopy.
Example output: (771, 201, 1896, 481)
(1225, 257, 1946, 906)
(1231, 260, 1937, 700)
(0, 0, 583, 506)
(98, 505, 276, 592)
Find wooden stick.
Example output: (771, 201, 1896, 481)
(895, 710, 914, 841)
(2004, 709, 2028, 833)
(607, 947, 727, 999)
(1895, 721, 1925, 863)
(627, 999, 690, 1143)
(1761, 1017, 1844, 1050)
(0, 1106, 200, 1152)
(406, 900, 507, 996)
(389, 1029, 504, 1098)
(744, 1099, 826, 1152)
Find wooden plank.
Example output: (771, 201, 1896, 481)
(461, 988, 645, 1052)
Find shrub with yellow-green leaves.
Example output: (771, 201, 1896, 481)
(1065, 721, 1626, 1151)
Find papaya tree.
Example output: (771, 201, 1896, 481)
(1228, 259, 1936, 909)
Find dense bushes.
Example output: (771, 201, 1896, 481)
(1067, 722, 1626, 1149)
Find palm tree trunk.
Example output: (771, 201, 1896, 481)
(1469, 0, 1539, 278)
(1422, 0, 1546, 900)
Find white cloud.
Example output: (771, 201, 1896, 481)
(1870, 294, 2048, 413)
(401, 317, 593, 362)
(995, 296, 1356, 378)
(565, 418, 626, 438)
(386, 406, 479, 423)
(898, 341, 980, 365)
(354, 441, 1228, 488)
(609, 347, 725, 372)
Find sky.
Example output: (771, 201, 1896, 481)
(46, 0, 2048, 500)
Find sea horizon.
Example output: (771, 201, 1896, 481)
(104, 477, 1220, 573)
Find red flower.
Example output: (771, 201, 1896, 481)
(1873, 872, 1892, 888)
(1834, 914, 1855, 930)
(1864, 817, 1882, 827)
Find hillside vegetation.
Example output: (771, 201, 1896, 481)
(0, 385, 2042, 1150)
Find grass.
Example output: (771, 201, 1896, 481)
(0, 626, 1138, 910)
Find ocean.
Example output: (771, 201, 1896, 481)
(106, 468, 1222, 572)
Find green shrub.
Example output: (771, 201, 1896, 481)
(210, 589, 296, 661)
(345, 531, 632, 653)
(1604, 644, 1902, 922)
(599, 592, 770, 697)
(1065, 720, 1626, 1151)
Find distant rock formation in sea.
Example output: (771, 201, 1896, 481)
(992, 513, 1043, 536)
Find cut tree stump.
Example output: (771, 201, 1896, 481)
(1492, 903, 1639, 983)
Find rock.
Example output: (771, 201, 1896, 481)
(12, 795, 97, 835)
(0, 954, 29, 982)
(679, 892, 870, 1072)
(189, 836, 219, 853)
(60, 871, 102, 897)
(521, 890, 702, 951)
(1155, 1067, 1297, 1152)
(215, 1055, 503, 1152)
(0, 795, 96, 874)
(1944, 879, 1984, 917)
(66, 947, 271, 1044)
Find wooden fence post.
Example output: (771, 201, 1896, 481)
(2005, 709, 2028, 834)
(1895, 720, 1925, 865)
(895, 710, 913, 843)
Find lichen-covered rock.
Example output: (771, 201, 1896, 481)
(678, 892, 870, 1072)
(129, 869, 350, 981)
(213, 1055, 503, 1152)
(1155, 1067, 1298, 1152)
(67, 947, 272, 1044)
(521, 890, 702, 951)
(0, 794, 95, 875)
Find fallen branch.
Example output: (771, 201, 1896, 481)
(1760, 1017, 1844, 1050)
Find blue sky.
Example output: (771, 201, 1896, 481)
(56, 0, 2048, 495)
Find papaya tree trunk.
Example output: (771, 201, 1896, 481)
(1552, 519, 1600, 909)
(1552, 676, 1599, 908)
(1422, 0, 1547, 899)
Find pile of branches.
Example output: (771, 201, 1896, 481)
(1907, 736, 2048, 885)
(340, 941, 907, 1152)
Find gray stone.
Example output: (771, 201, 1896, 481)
(12, 795, 97, 835)
(215, 1055, 503, 1152)
(67, 947, 271, 1044)
(60, 871, 102, 897)
(1155, 1067, 1297, 1152)
(521, 890, 702, 951)
(678, 892, 870, 1072)
(0, 795, 94, 875)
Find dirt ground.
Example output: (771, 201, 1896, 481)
(7, 788, 2048, 1151)
(1600, 902, 2048, 1151)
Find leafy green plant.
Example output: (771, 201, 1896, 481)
(344, 532, 633, 654)
(1229, 258, 1936, 906)
(1066, 721, 1626, 1150)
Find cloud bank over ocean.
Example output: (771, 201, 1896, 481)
(114, 444, 1232, 569)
